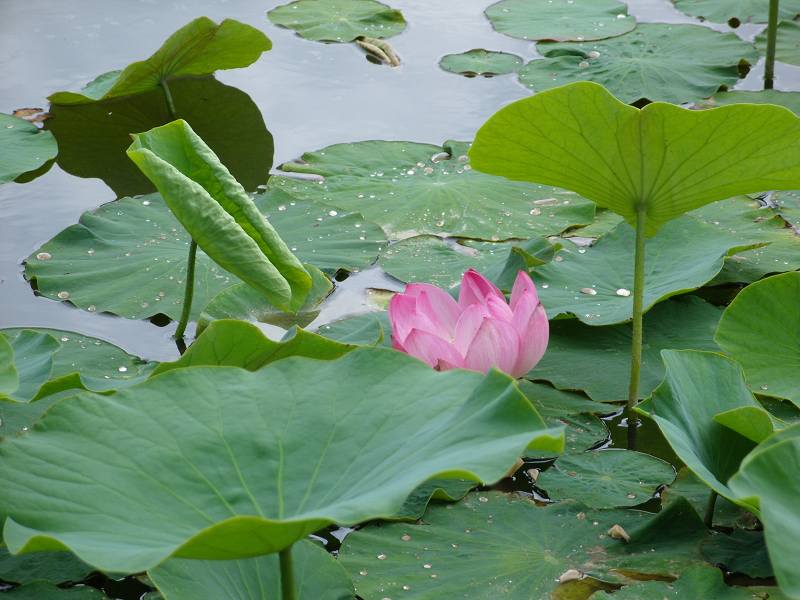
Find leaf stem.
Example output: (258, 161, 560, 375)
(626, 205, 647, 450)
(765, 0, 780, 89)
(279, 545, 298, 600)
(174, 239, 197, 344)
(704, 490, 718, 528)
(160, 78, 178, 119)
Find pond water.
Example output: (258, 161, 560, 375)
(1, 0, 798, 365)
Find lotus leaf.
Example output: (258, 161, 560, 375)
(267, 0, 406, 42)
(439, 49, 523, 77)
(674, 0, 800, 25)
(0, 114, 57, 184)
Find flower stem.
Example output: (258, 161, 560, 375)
(160, 78, 178, 119)
(704, 490, 718, 528)
(174, 240, 197, 344)
(279, 545, 298, 600)
(765, 0, 780, 89)
(626, 206, 647, 450)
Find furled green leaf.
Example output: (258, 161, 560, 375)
(0, 114, 58, 184)
(0, 348, 562, 573)
(49, 18, 271, 104)
(127, 119, 311, 311)
(268, 0, 406, 42)
(533, 296, 722, 402)
(674, 0, 800, 25)
(599, 565, 756, 599)
(716, 272, 800, 408)
(470, 81, 800, 235)
(25, 192, 382, 321)
(272, 139, 595, 240)
(485, 0, 635, 42)
(757, 20, 800, 66)
(439, 49, 523, 76)
(518, 25, 756, 105)
(700, 90, 800, 114)
(532, 217, 746, 325)
(149, 540, 354, 600)
(539, 449, 675, 508)
(0, 547, 92, 585)
(702, 529, 773, 579)
(636, 350, 766, 503)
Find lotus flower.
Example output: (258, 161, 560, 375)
(389, 269, 549, 377)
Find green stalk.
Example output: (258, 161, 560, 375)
(626, 205, 647, 450)
(160, 78, 178, 118)
(279, 545, 298, 600)
(704, 490, 718, 528)
(173, 240, 197, 342)
(764, 0, 780, 89)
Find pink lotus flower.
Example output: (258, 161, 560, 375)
(389, 269, 549, 377)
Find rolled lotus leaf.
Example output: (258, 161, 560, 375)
(127, 119, 311, 311)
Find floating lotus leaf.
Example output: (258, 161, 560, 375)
(716, 272, 800, 407)
(533, 297, 722, 402)
(315, 311, 391, 346)
(519, 381, 610, 418)
(267, 0, 406, 42)
(0, 328, 154, 402)
(662, 468, 744, 529)
(0, 114, 57, 184)
(700, 90, 800, 114)
(272, 139, 595, 240)
(757, 20, 800, 66)
(49, 18, 271, 104)
(394, 478, 476, 521)
(2, 583, 105, 599)
(673, 0, 800, 25)
(770, 190, 800, 229)
(0, 348, 562, 573)
(532, 217, 747, 326)
(518, 25, 756, 105)
(149, 540, 354, 600)
(485, 0, 635, 42)
(0, 547, 92, 586)
(471, 82, 800, 236)
(702, 529, 773, 579)
(538, 449, 675, 508)
(439, 49, 523, 77)
(599, 565, 758, 599)
(25, 192, 383, 321)
(550, 413, 609, 455)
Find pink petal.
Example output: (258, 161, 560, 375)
(407, 283, 461, 337)
(510, 270, 539, 312)
(459, 269, 504, 308)
(389, 293, 443, 346)
(462, 318, 520, 376)
(401, 328, 465, 371)
(512, 303, 549, 377)
(453, 303, 489, 357)
(486, 294, 514, 322)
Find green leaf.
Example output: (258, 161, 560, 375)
(674, 0, 800, 25)
(551, 413, 609, 455)
(272, 139, 595, 240)
(716, 273, 800, 408)
(341, 492, 708, 599)
(46, 76, 274, 198)
(663, 468, 744, 529)
(636, 350, 766, 503)
(394, 478, 476, 521)
(0, 349, 562, 573)
(49, 18, 271, 104)
(149, 539, 354, 600)
(0, 547, 93, 585)
(0, 114, 58, 184)
(267, 0, 406, 42)
(470, 81, 800, 235)
(315, 311, 391, 346)
(532, 217, 746, 326)
(2, 583, 106, 599)
(539, 449, 675, 508)
(757, 20, 800, 66)
(518, 25, 756, 105)
(439, 49, 523, 76)
(153, 319, 353, 376)
(769, 190, 800, 229)
(599, 565, 756, 599)
(519, 381, 610, 418)
(127, 119, 311, 312)
(485, 0, 635, 42)
(534, 296, 722, 402)
(701, 90, 800, 114)
(702, 529, 773, 579)
(729, 437, 800, 599)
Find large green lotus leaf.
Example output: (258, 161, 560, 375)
(315, 311, 391, 346)
(702, 529, 773, 579)
(757, 20, 800, 66)
(519, 381, 610, 418)
(532, 217, 745, 326)
(662, 468, 744, 529)
(599, 565, 757, 599)
(25, 192, 382, 321)
(2, 583, 106, 599)
(484, 0, 635, 42)
(341, 492, 708, 598)
(674, 0, 800, 25)
(636, 350, 765, 504)
(439, 49, 523, 77)
(538, 449, 675, 508)
(701, 90, 800, 114)
(0, 349, 563, 573)
(272, 139, 595, 240)
(128, 119, 311, 312)
(690, 197, 800, 284)
(379, 235, 557, 289)
(518, 25, 756, 105)
(533, 296, 722, 402)
(470, 82, 800, 236)
(49, 18, 271, 104)
(268, 0, 406, 42)
(153, 319, 353, 376)
(46, 76, 274, 198)
(550, 413, 609, 455)
(149, 539, 354, 600)
(0, 114, 58, 184)
(0, 547, 92, 585)
(0, 329, 154, 402)
(716, 273, 800, 407)
(729, 438, 800, 599)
